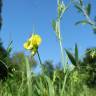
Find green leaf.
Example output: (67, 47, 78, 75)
(85, 3, 91, 16)
(74, 4, 82, 13)
(75, 20, 90, 25)
(52, 20, 60, 39)
(79, 0, 83, 6)
(45, 76, 55, 96)
(65, 49, 76, 66)
(7, 41, 13, 55)
(75, 44, 78, 63)
(52, 20, 56, 32)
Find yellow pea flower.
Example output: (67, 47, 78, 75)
(23, 39, 33, 50)
(29, 34, 42, 46)
(24, 34, 42, 56)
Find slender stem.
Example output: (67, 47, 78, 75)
(37, 50, 42, 65)
(59, 38, 65, 71)
(58, 20, 65, 72)
(37, 50, 45, 74)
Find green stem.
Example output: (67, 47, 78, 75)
(37, 50, 42, 65)
(58, 20, 65, 72)
(59, 38, 65, 71)
(37, 50, 45, 73)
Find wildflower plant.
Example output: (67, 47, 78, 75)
(52, 0, 73, 95)
(23, 34, 42, 96)
(52, 0, 72, 71)
(24, 33, 43, 67)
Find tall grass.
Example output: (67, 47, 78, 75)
(0, 56, 96, 96)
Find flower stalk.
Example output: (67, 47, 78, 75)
(37, 50, 42, 65)
(52, 0, 71, 72)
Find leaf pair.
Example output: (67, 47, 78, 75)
(74, 1, 91, 16)
(65, 44, 79, 67)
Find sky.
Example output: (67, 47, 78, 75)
(0, 0, 96, 64)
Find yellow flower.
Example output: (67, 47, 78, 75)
(29, 34, 42, 46)
(24, 34, 42, 55)
(23, 39, 33, 50)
